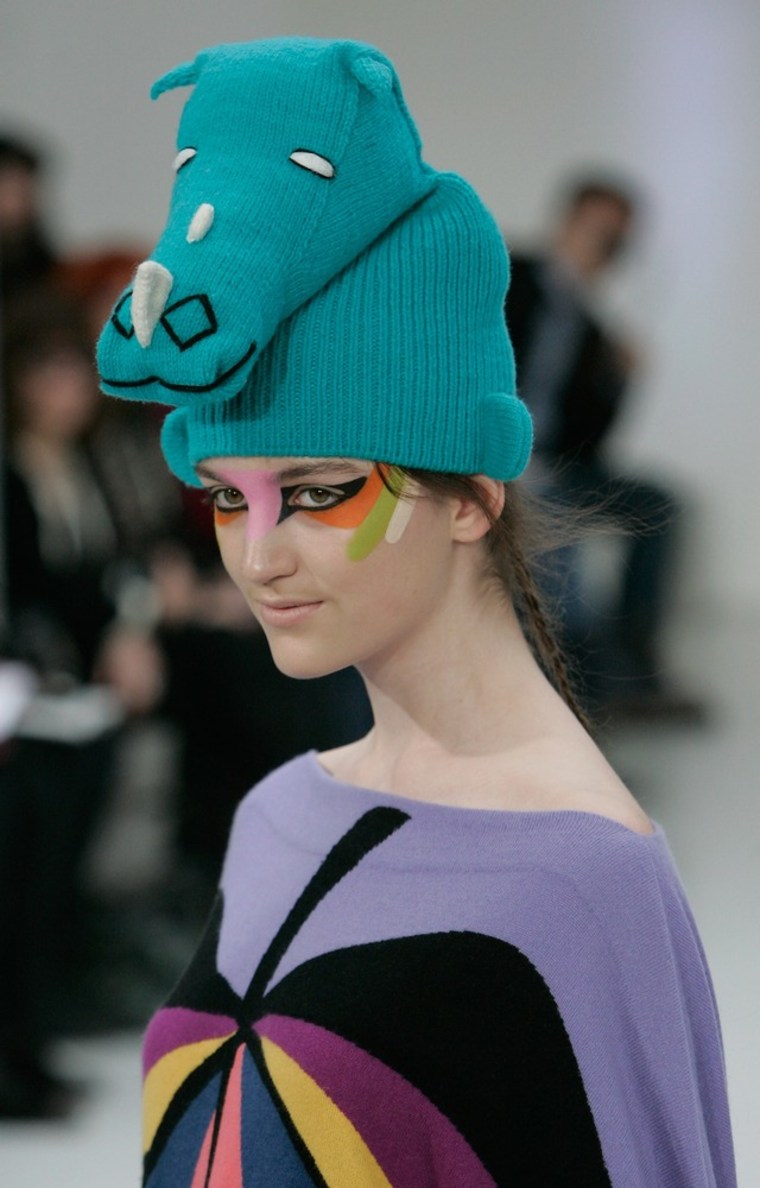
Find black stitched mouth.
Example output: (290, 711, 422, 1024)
(100, 342, 258, 394)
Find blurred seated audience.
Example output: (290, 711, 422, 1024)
(505, 174, 704, 722)
(0, 288, 166, 1117)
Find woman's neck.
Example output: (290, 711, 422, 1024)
(320, 559, 646, 827)
(350, 573, 576, 785)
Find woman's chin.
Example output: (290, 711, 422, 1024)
(266, 643, 347, 682)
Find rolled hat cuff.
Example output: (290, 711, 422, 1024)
(162, 391, 533, 487)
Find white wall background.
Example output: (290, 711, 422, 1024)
(3, 0, 760, 608)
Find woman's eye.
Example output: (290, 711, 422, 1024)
(173, 147, 197, 173)
(289, 485, 342, 510)
(211, 487, 246, 512)
(289, 149, 335, 179)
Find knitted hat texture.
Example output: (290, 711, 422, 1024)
(162, 172, 532, 484)
(96, 38, 435, 406)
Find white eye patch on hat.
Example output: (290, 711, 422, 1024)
(172, 147, 335, 179)
(289, 150, 335, 179)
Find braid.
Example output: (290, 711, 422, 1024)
(394, 467, 594, 732)
(495, 488, 593, 732)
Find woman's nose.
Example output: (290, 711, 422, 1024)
(240, 531, 298, 583)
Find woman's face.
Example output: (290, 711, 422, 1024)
(197, 455, 464, 680)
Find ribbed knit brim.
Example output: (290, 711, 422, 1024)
(162, 173, 533, 484)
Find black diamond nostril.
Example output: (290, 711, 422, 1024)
(160, 293, 218, 351)
(111, 291, 135, 340)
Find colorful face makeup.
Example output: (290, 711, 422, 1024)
(208, 463, 414, 560)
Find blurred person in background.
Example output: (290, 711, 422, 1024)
(0, 132, 57, 301)
(505, 175, 703, 721)
(53, 247, 189, 565)
(3, 289, 166, 697)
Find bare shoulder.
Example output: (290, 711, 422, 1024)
(561, 782, 654, 836)
(508, 734, 654, 836)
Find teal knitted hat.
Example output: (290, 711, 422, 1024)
(161, 171, 533, 484)
(96, 38, 435, 405)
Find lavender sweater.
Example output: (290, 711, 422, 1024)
(142, 752, 736, 1187)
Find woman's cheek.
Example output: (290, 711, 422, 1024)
(213, 515, 247, 584)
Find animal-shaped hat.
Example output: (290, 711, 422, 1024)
(96, 38, 435, 405)
(161, 171, 532, 484)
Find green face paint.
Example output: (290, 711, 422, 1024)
(347, 477, 400, 560)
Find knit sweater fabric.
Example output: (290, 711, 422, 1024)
(142, 752, 736, 1187)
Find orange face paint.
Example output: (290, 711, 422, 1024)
(213, 506, 246, 528)
(300, 465, 385, 529)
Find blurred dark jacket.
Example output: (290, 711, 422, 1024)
(505, 253, 628, 460)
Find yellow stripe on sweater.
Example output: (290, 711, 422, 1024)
(261, 1036, 392, 1187)
(143, 1034, 236, 1152)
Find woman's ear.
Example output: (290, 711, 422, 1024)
(450, 477, 505, 543)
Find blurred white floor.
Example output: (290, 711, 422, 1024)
(0, 1033, 143, 1185)
(1, 605, 757, 1186)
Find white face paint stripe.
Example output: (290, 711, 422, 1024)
(384, 495, 415, 544)
(187, 203, 215, 244)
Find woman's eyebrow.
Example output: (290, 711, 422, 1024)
(195, 463, 223, 482)
(275, 459, 366, 482)
(194, 459, 365, 484)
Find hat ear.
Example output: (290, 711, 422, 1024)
(479, 393, 534, 481)
(348, 48, 423, 153)
(150, 58, 200, 100)
(349, 51, 394, 95)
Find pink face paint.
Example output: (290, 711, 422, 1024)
(215, 469, 282, 542)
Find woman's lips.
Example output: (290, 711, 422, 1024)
(256, 601, 323, 628)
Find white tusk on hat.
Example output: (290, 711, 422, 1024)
(132, 260, 174, 348)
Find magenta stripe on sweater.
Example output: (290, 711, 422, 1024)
(254, 1013, 496, 1188)
(143, 1006, 238, 1076)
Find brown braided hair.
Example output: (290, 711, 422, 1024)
(388, 467, 593, 731)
